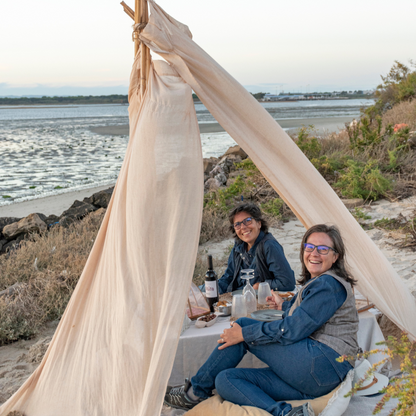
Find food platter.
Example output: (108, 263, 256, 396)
(250, 309, 284, 322)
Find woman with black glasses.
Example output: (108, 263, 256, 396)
(165, 224, 359, 416)
(217, 203, 295, 294)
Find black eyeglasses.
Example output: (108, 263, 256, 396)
(303, 243, 337, 255)
(233, 217, 253, 230)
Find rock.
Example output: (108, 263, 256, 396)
(366, 229, 384, 241)
(0, 217, 22, 239)
(223, 145, 248, 159)
(0, 239, 5, 251)
(35, 213, 47, 222)
(217, 156, 235, 175)
(214, 172, 227, 186)
(83, 187, 114, 209)
(342, 198, 364, 209)
(1, 234, 26, 254)
(60, 200, 97, 224)
(2, 214, 47, 241)
(203, 157, 218, 175)
(204, 178, 221, 192)
(44, 214, 60, 226)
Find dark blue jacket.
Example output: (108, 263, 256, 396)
(218, 231, 295, 294)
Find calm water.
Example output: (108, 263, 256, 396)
(0, 99, 372, 206)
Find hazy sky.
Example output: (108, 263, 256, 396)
(1, 0, 415, 95)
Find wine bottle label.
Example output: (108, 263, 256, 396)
(205, 281, 218, 298)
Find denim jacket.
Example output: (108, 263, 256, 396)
(218, 231, 295, 294)
(242, 274, 349, 348)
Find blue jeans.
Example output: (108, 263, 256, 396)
(191, 318, 352, 416)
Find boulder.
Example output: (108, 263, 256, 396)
(223, 145, 248, 159)
(60, 200, 96, 227)
(83, 187, 114, 209)
(44, 214, 60, 226)
(216, 156, 235, 175)
(0, 217, 22, 238)
(2, 214, 47, 240)
(214, 172, 227, 186)
(1, 234, 26, 254)
(203, 157, 218, 175)
(204, 178, 221, 192)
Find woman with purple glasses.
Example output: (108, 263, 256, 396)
(165, 224, 360, 416)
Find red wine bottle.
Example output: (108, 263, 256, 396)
(205, 255, 219, 312)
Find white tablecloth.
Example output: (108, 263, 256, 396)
(169, 311, 386, 385)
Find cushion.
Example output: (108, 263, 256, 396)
(186, 369, 354, 416)
(288, 369, 354, 416)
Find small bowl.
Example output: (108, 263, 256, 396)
(218, 305, 232, 316)
(195, 314, 217, 328)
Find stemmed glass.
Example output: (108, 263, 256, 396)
(241, 269, 256, 297)
(241, 269, 257, 313)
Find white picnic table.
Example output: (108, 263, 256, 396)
(169, 310, 386, 386)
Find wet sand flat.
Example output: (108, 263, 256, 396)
(90, 116, 355, 136)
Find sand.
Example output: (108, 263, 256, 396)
(0, 184, 114, 218)
(90, 116, 355, 136)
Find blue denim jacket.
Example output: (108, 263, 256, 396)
(218, 231, 295, 294)
(242, 274, 347, 345)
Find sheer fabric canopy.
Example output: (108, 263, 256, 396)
(1, 2, 415, 416)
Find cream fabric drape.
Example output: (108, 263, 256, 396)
(0, 56, 203, 415)
(1, 2, 415, 416)
(139, 0, 416, 338)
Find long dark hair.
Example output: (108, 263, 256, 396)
(228, 203, 269, 244)
(299, 224, 356, 286)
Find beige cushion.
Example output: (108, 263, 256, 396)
(187, 385, 341, 416)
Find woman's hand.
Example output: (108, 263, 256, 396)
(217, 322, 244, 350)
(266, 290, 284, 310)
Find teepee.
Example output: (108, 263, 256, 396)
(1, 1, 415, 415)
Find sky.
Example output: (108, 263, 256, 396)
(1, 0, 415, 96)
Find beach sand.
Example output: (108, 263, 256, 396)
(0, 184, 114, 218)
(90, 116, 355, 136)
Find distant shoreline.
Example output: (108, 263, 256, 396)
(90, 116, 356, 136)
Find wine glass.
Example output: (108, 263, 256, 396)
(241, 269, 256, 298)
(241, 269, 257, 314)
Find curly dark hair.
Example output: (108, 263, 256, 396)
(228, 203, 269, 244)
(299, 224, 356, 286)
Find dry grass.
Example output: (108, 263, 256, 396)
(193, 250, 230, 287)
(382, 99, 416, 130)
(0, 214, 102, 344)
(199, 207, 231, 244)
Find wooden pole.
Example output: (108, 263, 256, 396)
(120, 1, 134, 20)
(134, 0, 140, 57)
(120, 0, 150, 95)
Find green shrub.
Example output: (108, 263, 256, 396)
(261, 198, 284, 219)
(296, 126, 321, 159)
(335, 160, 392, 200)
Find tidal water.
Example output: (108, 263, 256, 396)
(0, 99, 372, 206)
